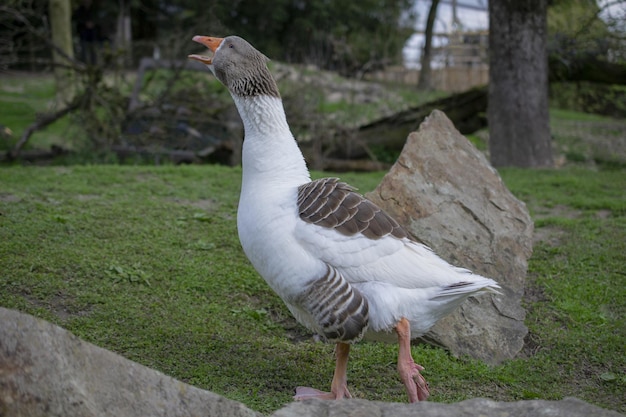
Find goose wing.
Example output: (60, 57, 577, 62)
(294, 178, 475, 289)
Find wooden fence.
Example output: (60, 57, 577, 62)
(366, 65, 489, 92)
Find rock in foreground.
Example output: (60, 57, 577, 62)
(275, 397, 623, 417)
(0, 307, 260, 417)
(1, 308, 622, 417)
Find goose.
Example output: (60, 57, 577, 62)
(188, 35, 500, 403)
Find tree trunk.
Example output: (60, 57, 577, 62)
(115, 2, 133, 68)
(488, 0, 553, 167)
(417, 0, 441, 91)
(49, 0, 75, 104)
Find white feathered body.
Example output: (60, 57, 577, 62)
(235, 94, 499, 343)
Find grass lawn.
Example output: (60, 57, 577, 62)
(1, 164, 624, 414)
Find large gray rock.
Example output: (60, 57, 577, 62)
(366, 110, 532, 364)
(274, 397, 624, 417)
(0, 307, 261, 417)
(1, 308, 622, 417)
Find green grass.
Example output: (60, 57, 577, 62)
(499, 167, 625, 408)
(549, 108, 615, 122)
(1, 164, 624, 414)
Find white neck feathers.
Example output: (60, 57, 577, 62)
(233, 95, 290, 138)
(233, 94, 310, 185)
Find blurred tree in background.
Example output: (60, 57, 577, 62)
(63, 0, 416, 76)
(212, 0, 417, 75)
(1, 0, 624, 164)
(547, 0, 626, 117)
(2, 0, 416, 76)
(548, 0, 625, 78)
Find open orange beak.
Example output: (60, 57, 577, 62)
(188, 36, 224, 64)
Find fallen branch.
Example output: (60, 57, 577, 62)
(110, 142, 234, 165)
(3, 141, 235, 165)
(326, 86, 488, 160)
(320, 158, 391, 172)
(7, 92, 88, 160)
(1, 145, 70, 163)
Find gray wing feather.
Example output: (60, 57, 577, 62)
(297, 177, 408, 240)
(296, 265, 369, 343)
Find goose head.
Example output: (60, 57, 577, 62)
(188, 35, 279, 98)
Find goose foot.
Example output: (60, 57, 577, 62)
(397, 358, 429, 402)
(395, 317, 430, 402)
(293, 342, 352, 401)
(294, 385, 352, 400)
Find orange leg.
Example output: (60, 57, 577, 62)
(294, 342, 352, 400)
(395, 317, 430, 402)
